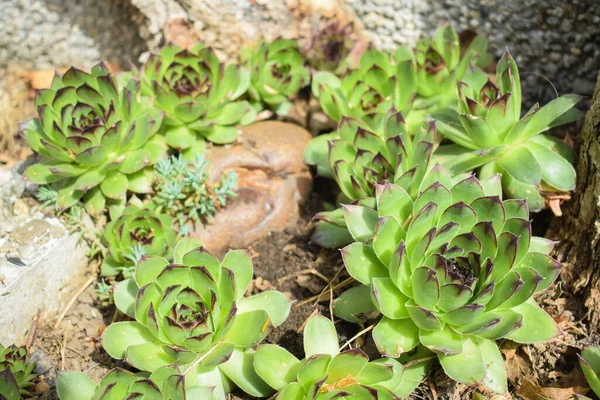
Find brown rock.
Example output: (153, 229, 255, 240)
(192, 121, 313, 255)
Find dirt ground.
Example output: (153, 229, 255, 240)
(1, 81, 597, 399)
(15, 187, 597, 400)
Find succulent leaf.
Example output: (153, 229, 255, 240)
(437, 50, 581, 210)
(335, 169, 560, 393)
(101, 238, 291, 398)
(22, 65, 166, 214)
(254, 315, 429, 399)
(579, 346, 600, 398)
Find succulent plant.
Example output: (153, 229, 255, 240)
(105, 238, 292, 399)
(305, 47, 409, 179)
(57, 367, 220, 399)
(310, 109, 442, 248)
(151, 154, 238, 231)
(311, 49, 416, 131)
(142, 43, 256, 158)
(436, 50, 581, 211)
(254, 314, 432, 399)
(243, 39, 310, 115)
(22, 63, 166, 215)
(578, 346, 600, 399)
(302, 20, 355, 73)
(305, 27, 491, 179)
(409, 25, 492, 114)
(100, 205, 176, 277)
(0, 344, 36, 400)
(333, 168, 562, 393)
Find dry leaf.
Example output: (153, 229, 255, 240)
(19, 69, 66, 91)
(503, 346, 536, 386)
(517, 377, 589, 400)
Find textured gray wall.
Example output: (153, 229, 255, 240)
(0, 0, 598, 102)
(350, 0, 600, 103)
(0, 0, 148, 70)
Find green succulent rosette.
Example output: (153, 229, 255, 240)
(0, 344, 36, 400)
(104, 238, 292, 399)
(436, 50, 582, 211)
(578, 346, 600, 399)
(304, 49, 417, 179)
(305, 26, 491, 180)
(254, 315, 432, 400)
(142, 44, 256, 158)
(21, 63, 166, 216)
(243, 39, 310, 115)
(410, 25, 492, 115)
(311, 48, 416, 130)
(333, 168, 562, 393)
(100, 205, 176, 277)
(310, 109, 444, 248)
(57, 367, 218, 400)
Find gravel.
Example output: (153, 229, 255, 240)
(348, 0, 600, 104)
(0, 0, 148, 70)
(0, 0, 598, 105)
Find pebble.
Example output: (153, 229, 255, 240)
(30, 349, 54, 375)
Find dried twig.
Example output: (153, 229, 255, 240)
(339, 324, 374, 351)
(295, 277, 354, 307)
(277, 268, 330, 285)
(296, 309, 319, 334)
(25, 310, 40, 350)
(54, 276, 96, 330)
(60, 330, 68, 371)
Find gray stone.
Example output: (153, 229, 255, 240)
(0, 168, 90, 346)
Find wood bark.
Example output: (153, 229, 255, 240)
(548, 72, 600, 332)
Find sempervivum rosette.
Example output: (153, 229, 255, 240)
(0, 344, 36, 400)
(104, 238, 291, 399)
(243, 39, 310, 115)
(436, 50, 581, 211)
(100, 205, 176, 277)
(253, 315, 432, 399)
(142, 43, 256, 158)
(22, 63, 166, 215)
(334, 167, 562, 393)
(310, 108, 439, 248)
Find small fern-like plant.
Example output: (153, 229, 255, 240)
(152, 154, 237, 231)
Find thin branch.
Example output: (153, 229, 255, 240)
(54, 276, 96, 330)
(339, 324, 374, 351)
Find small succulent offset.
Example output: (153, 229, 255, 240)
(0, 344, 36, 400)
(100, 205, 176, 277)
(243, 39, 310, 115)
(578, 346, 600, 399)
(304, 47, 417, 179)
(311, 49, 415, 130)
(254, 314, 432, 399)
(310, 109, 439, 248)
(302, 20, 355, 73)
(57, 367, 216, 399)
(152, 154, 238, 230)
(22, 63, 166, 215)
(142, 43, 256, 158)
(334, 169, 562, 393)
(104, 238, 292, 399)
(409, 25, 492, 114)
(436, 51, 581, 211)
